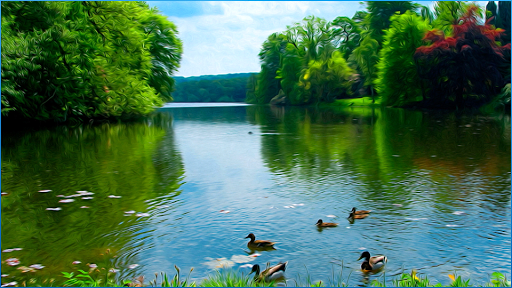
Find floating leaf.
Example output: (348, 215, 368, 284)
(392, 204, 403, 207)
(59, 199, 75, 203)
(17, 266, 36, 273)
(239, 264, 253, 269)
(81, 197, 93, 200)
(56, 195, 66, 198)
(1, 281, 17, 287)
(1, 274, 8, 278)
(3, 248, 23, 253)
(89, 264, 97, 268)
(109, 268, 119, 273)
(219, 210, 230, 214)
(38, 190, 52, 193)
(72, 261, 81, 265)
(326, 215, 337, 218)
(5, 258, 20, 266)
(80, 206, 90, 209)
(124, 211, 136, 214)
(230, 254, 257, 263)
(128, 264, 139, 269)
(29, 264, 45, 270)
(108, 195, 121, 199)
(452, 211, 465, 215)
(135, 213, 150, 217)
(46, 207, 62, 211)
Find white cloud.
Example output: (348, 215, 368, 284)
(152, 1, 364, 77)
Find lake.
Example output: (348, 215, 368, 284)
(1, 103, 510, 286)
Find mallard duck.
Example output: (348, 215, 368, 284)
(351, 207, 372, 215)
(358, 251, 387, 272)
(316, 219, 338, 227)
(245, 233, 276, 248)
(250, 262, 288, 282)
(348, 211, 368, 219)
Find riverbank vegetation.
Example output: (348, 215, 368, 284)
(6, 265, 510, 287)
(1, 1, 182, 122)
(172, 73, 255, 102)
(248, 1, 511, 110)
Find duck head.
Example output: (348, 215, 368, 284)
(358, 251, 371, 261)
(245, 233, 256, 241)
(249, 264, 261, 276)
(315, 219, 324, 225)
(351, 207, 357, 213)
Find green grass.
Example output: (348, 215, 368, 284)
(320, 96, 382, 108)
(8, 266, 511, 287)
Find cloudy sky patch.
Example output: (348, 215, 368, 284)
(148, 1, 368, 77)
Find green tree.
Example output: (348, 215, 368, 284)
(375, 11, 431, 107)
(496, 1, 511, 44)
(253, 33, 288, 104)
(365, 1, 419, 46)
(300, 51, 354, 104)
(486, 1, 497, 26)
(352, 36, 379, 101)
(1, 1, 182, 122)
(331, 16, 362, 59)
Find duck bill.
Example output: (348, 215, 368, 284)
(357, 256, 363, 261)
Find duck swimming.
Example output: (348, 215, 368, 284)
(348, 211, 368, 219)
(250, 262, 288, 282)
(316, 219, 338, 227)
(351, 207, 372, 215)
(245, 233, 276, 248)
(358, 251, 387, 272)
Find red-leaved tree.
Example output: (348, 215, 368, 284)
(414, 5, 511, 109)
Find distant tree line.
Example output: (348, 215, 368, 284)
(1, 1, 182, 122)
(248, 1, 511, 110)
(172, 73, 256, 102)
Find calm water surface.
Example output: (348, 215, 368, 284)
(2, 104, 510, 286)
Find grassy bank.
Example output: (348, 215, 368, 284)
(5, 266, 510, 287)
(319, 97, 382, 108)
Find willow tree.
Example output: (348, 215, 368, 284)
(375, 11, 431, 107)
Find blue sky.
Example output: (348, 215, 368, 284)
(147, 1, 485, 77)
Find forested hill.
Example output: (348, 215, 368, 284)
(172, 73, 257, 102)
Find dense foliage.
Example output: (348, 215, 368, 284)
(1, 1, 182, 122)
(415, 5, 511, 109)
(250, 1, 511, 110)
(172, 73, 255, 102)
